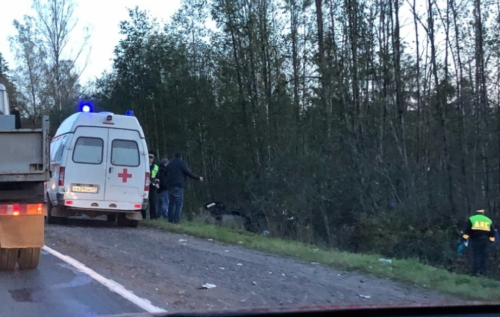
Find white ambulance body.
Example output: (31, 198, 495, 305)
(46, 110, 149, 227)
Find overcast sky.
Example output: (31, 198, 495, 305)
(1, 0, 436, 87)
(0, 0, 182, 83)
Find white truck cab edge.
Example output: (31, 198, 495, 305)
(46, 109, 150, 227)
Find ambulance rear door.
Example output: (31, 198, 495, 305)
(104, 128, 146, 205)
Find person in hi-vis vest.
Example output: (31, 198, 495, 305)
(461, 203, 496, 276)
(144, 152, 159, 220)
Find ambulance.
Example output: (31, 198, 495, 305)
(46, 105, 150, 227)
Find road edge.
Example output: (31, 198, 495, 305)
(42, 245, 168, 314)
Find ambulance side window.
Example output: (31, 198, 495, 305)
(50, 140, 60, 163)
(73, 137, 104, 164)
(53, 143, 64, 163)
(51, 137, 66, 163)
(111, 139, 139, 167)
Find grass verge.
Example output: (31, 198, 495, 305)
(141, 219, 500, 302)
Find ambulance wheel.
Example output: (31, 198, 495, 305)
(0, 248, 18, 271)
(18, 248, 41, 270)
(46, 196, 55, 224)
(107, 214, 117, 222)
(117, 214, 138, 228)
(46, 196, 62, 225)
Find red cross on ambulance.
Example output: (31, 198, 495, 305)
(118, 168, 132, 183)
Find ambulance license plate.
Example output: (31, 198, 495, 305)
(72, 186, 98, 193)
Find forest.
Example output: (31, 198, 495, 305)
(2, 0, 500, 274)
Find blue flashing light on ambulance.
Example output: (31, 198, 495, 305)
(81, 104, 92, 113)
(46, 106, 150, 227)
(78, 99, 94, 113)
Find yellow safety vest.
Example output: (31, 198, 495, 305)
(151, 164, 159, 178)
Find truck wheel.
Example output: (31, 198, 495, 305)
(0, 248, 18, 271)
(18, 248, 41, 270)
(107, 214, 117, 222)
(128, 220, 139, 228)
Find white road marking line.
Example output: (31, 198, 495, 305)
(42, 245, 167, 314)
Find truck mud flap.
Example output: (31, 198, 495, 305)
(0, 216, 44, 248)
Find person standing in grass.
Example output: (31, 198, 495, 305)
(166, 152, 203, 224)
(158, 158, 169, 220)
(461, 204, 496, 276)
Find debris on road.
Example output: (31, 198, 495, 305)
(199, 283, 216, 289)
(359, 294, 371, 299)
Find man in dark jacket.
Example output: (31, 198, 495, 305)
(461, 203, 496, 276)
(166, 152, 203, 223)
(158, 158, 169, 219)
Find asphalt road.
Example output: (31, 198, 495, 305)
(0, 248, 145, 317)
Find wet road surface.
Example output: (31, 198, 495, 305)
(0, 248, 145, 317)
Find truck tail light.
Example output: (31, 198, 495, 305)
(59, 166, 65, 186)
(144, 172, 150, 192)
(12, 204, 20, 216)
(0, 203, 45, 216)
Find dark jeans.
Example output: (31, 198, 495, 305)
(158, 190, 169, 219)
(471, 236, 489, 275)
(148, 188, 158, 219)
(167, 187, 184, 224)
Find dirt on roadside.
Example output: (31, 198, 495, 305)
(44, 220, 466, 313)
